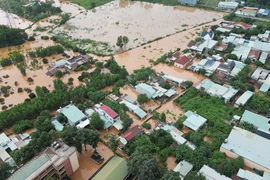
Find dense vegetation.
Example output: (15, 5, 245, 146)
(1, 1, 61, 22)
(246, 94, 270, 114)
(131, 0, 178, 6)
(28, 45, 64, 58)
(0, 25, 28, 48)
(0, 51, 25, 67)
(71, 0, 113, 9)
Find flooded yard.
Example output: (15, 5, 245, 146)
(54, 0, 223, 51)
(155, 64, 204, 83)
(157, 100, 184, 123)
(70, 142, 113, 180)
(114, 19, 223, 73)
(166, 156, 177, 170)
(120, 85, 139, 100)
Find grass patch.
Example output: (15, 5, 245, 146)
(71, 0, 113, 9)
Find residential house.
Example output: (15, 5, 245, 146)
(236, 169, 267, 180)
(216, 61, 236, 75)
(119, 125, 144, 148)
(218, 2, 239, 10)
(259, 52, 269, 64)
(220, 127, 270, 173)
(215, 42, 228, 52)
(57, 104, 88, 127)
(200, 30, 214, 40)
(258, 30, 270, 42)
(173, 160, 193, 180)
(199, 165, 232, 180)
(251, 67, 270, 92)
(162, 74, 186, 87)
(232, 43, 251, 61)
(52, 120, 64, 132)
(194, 79, 238, 103)
(233, 22, 252, 30)
(119, 100, 147, 119)
(8, 133, 31, 150)
(248, 49, 261, 62)
(174, 53, 193, 68)
(253, 40, 270, 53)
(177, 0, 198, 6)
(191, 57, 221, 76)
(229, 60, 246, 77)
(235, 8, 258, 17)
(65, 55, 90, 70)
(8, 141, 79, 180)
(95, 103, 123, 130)
(159, 125, 187, 145)
(240, 110, 270, 133)
(0, 147, 16, 166)
(234, 91, 254, 108)
(170, 52, 181, 61)
(193, 39, 218, 53)
(183, 111, 207, 132)
(91, 156, 129, 180)
(135, 83, 165, 99)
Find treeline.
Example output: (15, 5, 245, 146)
(0, 25, 28, 48)
(0, 51, 24, 67)
(2, 1, 61, 22)
(28, 45, 64, 58)
(131, 0, 178, 6)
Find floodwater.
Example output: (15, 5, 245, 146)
(0, 9, 32, 29)
(157, 100, 184, 123)
(70, 142, 113, 180)
(54, 0, 223, 50)
(54, 0, 85, 16)
(115, 19, 223, 73)
(166, 156, 177, 170)
(120, 85, 139, 100)
(153, 64, 204, 83)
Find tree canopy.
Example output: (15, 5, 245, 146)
(0, 25, 28, 48)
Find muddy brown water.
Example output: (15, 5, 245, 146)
(54, 0, 223, 51)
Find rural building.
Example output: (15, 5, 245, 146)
(248, 49, 261, 62)
(170, 52, 181, 61)
(57, 104, 88, 127)
(253, 40, 270, 53)
(194, 39, 218, 53)
(240, 110, 270, 132)
(236, 169, 266, 180)
(220, 127, 270, 173)
(51, 120, 64, 132)
(169, 128, 187, 145)
(177, 0, 198, 6)
(95, 103, 123, 130)
(183, 111, 207, 132)
(162, 74, 186, 86)
(199, 165, 232, 180)
(173, 160, 193, 179)
(65, 55, 90, 70)
(85, 108, 95, 118)
(200, 30, 214, 40)
(216, 61, 236, 75)
(135, 83, 165, 99)
(235, 8, 257, 17)
(174, 53, 193, 68)
(91, 156, 129, 180)
(119, 125, 144, 148)
(8, 141, 79, 180)
(229, 60, 246, 77)
(0, 146, 16, 166)
(259, 52, 269, 64)
(218, 2, 239, 10)
(119, 100, 147, 119)
(234, 91, 254, 108)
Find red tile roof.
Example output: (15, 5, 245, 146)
(122, 125, 143, 141)
(248, 49, 261, 60)
(100, 104, 118, 119)
(233, 22, 251, 29)
(187, 41, 194, 47)
(175, 55, 190, 65)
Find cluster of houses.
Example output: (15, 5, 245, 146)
(251, 67, 270, 93)
(0, 132, 31, 167)
(46, 55, 91, 76)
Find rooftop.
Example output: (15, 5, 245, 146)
(184, 111, 207, 132)
(248, 49, 261, 60)
(135, 83, 156, 96)
(170, 128, 186, 145)
(237, 169, 265, 180)
(0, 133, 10, 147)
(85, 108, 95, 117)
(174, 160, 193, 177)
(119, 100, 147, 119)
(122, 125, 143, 141)
(199, 165, 232, 180)
(241, 110, 269, 131)
(235, 91, 254, 106)
(59, 104, 86, 124)
(100, 104, 118, 119)
(221, 127, 270, 170)
(175, 55, 190, 66)
(51, 120, 64, 132)
(92, 156, 128, 180)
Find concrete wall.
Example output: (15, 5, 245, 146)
(69, 151, 79, 174)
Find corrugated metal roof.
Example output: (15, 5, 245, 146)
(183, 113, 207, 132)
(221, 127, 270, 171)
(199, 165, 232, 180)
(259, 83, 270, 93)
(60, 104, 86, 125)
(174, 160, 193, 177)
(92, 156, 128, 180)
(241, 110, 269, 131)
(52, 120, 64, 132)
(235, 91, 254, 106)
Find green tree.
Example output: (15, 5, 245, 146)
(142, 122, 151, 129)
(78, 128, 100, 151)
(0, 162, 13, 179)
(12, 120, 33, 134)
(54, 70, 64, 78)
(152, 110, 160, 120)
(95, 61, 104, 68)
(137, 94, 150, 104)
(107, 134, 120, 154)
(116, 36, 129, 48)
(190, 132, 203, 146)
(90, 112, 104, 130)
(184, 171, 206, 180)
(150, 129, 173, 149)
(160, 112, 166, 122)
(161, 170, 181, 180)
(34, 116, 54, 132)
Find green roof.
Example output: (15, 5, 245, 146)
(60, 104, 86, 124)
(9, 154, 55, 180)
(241, 110, 269, 131)
(52, 120, 64, 131)
(92, 156, 128, 180)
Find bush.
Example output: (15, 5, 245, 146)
(12, 120, 33, 134)
(142, 122, 151, 129)
(17, 88, 23, 93)
(54, 70, 64, 78)
(28, 36, 35, 41)
(41, 36, 49, 40)
(137, 94, 150, 104)
(27, 77, 34, 82)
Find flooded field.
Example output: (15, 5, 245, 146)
(70, 142, 113, 180)
(0, 9, 32, 29)
(166, 156, 177, 170)
(120, 85, 139, 100)
(157, 100, 184, 123)
(115, 19, 223, 73)
(54, 0, 223, 51)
